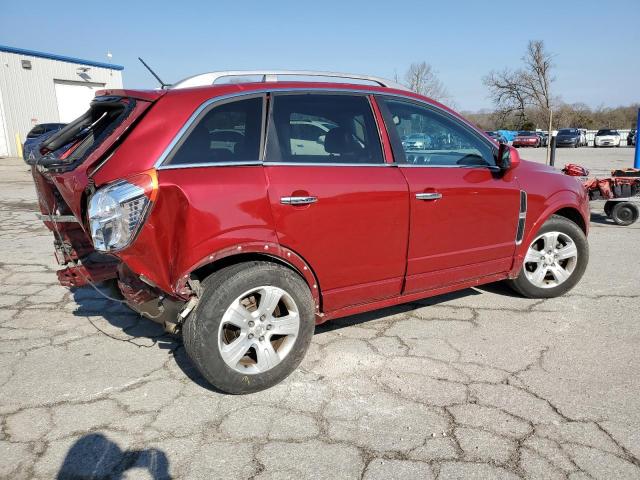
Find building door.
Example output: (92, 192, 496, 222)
(54, 80, 105, 123)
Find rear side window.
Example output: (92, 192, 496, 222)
(379, 97, 495, 167)
(168, 97, 263, 166)
(265, 94, 384, 164)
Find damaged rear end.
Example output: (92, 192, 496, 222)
(30, 89, 182, 325)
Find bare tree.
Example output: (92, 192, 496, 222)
(520, 41, 555, 163)
(484, 40, 556, 163)
(404, 62, 450, 103)
(483, 69, 528, 128)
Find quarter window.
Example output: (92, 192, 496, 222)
(380, 97, 495, 167)
(168, 97, 263, 166)
(266, 94, 384, 164)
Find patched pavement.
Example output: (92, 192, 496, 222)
(1, 149, 639, 479)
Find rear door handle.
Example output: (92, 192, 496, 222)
(415, 192, 442, 201)
(280, 196, 318, 205)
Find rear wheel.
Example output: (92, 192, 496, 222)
(183, 261, 315, 394)
(508, 215, 588, 298)
(611, 202, 639, 226)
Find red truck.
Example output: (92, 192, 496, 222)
(29, 71, 590, 393)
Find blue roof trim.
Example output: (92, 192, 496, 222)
(0, 44, 124, 71)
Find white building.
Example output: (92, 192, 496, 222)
(0, 45, 124, 157)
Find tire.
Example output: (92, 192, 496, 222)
(183, 261, 315, 394)
(508, 215, 588, 298)
(611, 202, 639, 226)
(604, 200, 615, 218)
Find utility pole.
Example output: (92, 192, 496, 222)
(545, 109, 553, 166)
(635, 108, 640, 169)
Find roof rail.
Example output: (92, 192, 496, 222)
(171, 70, 409, 91)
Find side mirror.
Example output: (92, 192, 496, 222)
(317, 135, 325, 145)
(497, 143, 520, 171)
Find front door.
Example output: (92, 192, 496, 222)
(264, 93, 410, 312)
(376, 96, 521, 293)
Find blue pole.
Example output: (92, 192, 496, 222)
(635, 108, 640, 169)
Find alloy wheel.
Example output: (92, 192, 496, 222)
(523, 231, 578, 288)
(217, 286, 300, 374)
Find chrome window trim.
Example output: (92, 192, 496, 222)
(153, 87, 492, 171)
(264, 162, 392, 167)
(157, 161, 392, 170)
(157, 161, 263, 170)
(399, 163, 501, 171)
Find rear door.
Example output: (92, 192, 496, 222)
(376, 95, 521, 293)
(264, 92, 410, 313)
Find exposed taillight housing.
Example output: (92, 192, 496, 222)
(88, 170, 158, 252)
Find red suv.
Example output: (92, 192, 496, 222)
(30, 71, 589, 393)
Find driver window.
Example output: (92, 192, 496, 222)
(380, 98, 495, 167)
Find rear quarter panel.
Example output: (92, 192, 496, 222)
(116, 166, 278, 295)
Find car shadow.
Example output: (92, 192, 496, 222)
(68, 281, 505, 391)
(590, 211, 616, 226)
(70, 283, 221, 393)
(56, 433, 170, 479)
(314, 287, 482, 334)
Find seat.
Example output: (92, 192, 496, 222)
(324, 127, 365, 162)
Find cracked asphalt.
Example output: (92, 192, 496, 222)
(1, 147, 639, 479)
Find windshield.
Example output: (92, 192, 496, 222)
(597, 129, 618, 135)
(558, 129, 578, 135)
(517, 131, 534, 136)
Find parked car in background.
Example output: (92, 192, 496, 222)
(23, 123, 66, 160)
(627, 129, 636, 146)
(555, 128, 581, 148)
(497, 130, 517, 144)
(578, 129, 588, 147)
(536, 131, 549, 147)
(513, 130, 541, 148)
(402, 133, 432, 150)
(485, 131, 507, 144)
(28, 70, 590, 393)
(594, 129, 621, 147)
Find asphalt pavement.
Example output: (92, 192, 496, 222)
(0, 146, 638, 479)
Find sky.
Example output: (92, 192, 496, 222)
(1, 0, 638, 112)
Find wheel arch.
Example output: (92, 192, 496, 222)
(510, 194, 588, 278)
(552, 206, 587, 233)
(175, 242, 322, 313)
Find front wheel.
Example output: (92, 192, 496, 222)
(183, 261, 315, 394)
(508, 215, 588, 298)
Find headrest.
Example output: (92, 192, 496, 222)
(324, 127, 362, 155)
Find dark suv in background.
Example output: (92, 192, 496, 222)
(555, 128, 581, 148)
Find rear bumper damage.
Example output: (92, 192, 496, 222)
(33, 168, 187, 331)
(116, 264, 187, 333)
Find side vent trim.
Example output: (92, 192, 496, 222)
(515, 190, 527, 245)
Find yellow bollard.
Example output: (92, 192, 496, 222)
(15, 133, 23, 159)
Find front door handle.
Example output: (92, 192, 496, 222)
(280, 196, 318, 205)
(415, 192, 442, 201)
